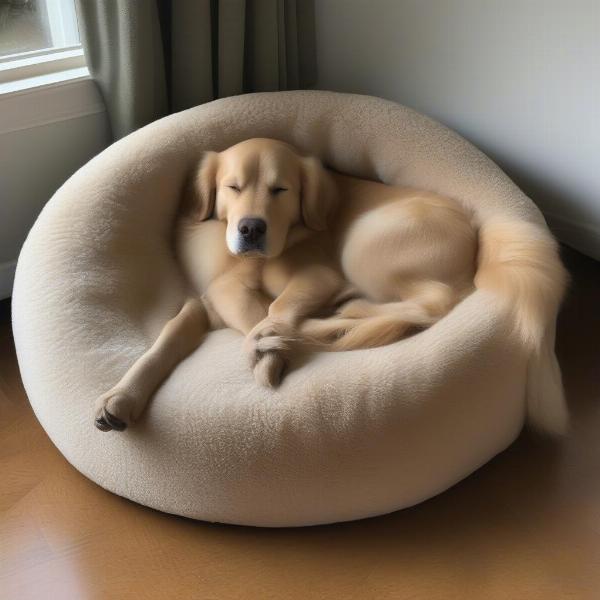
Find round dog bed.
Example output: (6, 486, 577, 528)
(13, 91, 542, 527)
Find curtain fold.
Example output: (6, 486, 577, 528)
(76, 0, 316, 140)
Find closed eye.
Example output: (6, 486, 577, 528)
(270, 187, 288, 195)
(227, 184, 241, 193)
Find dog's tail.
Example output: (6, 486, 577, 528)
(301, 314, 420, 352)
(474, 220, 569, 435)
(300, 295, 442, 351)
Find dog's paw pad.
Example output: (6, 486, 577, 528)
(94, 390, 137, 432)
(95, 408, 127, 432)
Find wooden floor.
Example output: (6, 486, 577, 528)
(1, 246, 599, 600)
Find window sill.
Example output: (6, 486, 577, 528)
(0, 46, 86, 86)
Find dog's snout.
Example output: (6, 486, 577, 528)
(238, 218, 267, 242)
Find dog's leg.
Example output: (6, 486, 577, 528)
(245, 266, 345, 387)
(202, 272, 271, 335)
(208, 281, 284, 385)
(94, 298, 208, 432)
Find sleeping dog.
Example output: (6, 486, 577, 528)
(94, 138, 568, 435)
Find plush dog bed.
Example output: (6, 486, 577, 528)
(13, 91, 543, 527)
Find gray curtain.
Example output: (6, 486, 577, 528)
(75, 0, 316, 139)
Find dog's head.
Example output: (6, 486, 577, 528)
(183, 138, 336, 257)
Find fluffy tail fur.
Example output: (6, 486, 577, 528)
(300, 297, 441, 351)
(475, 220, 569, 435)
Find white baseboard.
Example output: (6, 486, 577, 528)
(0, 260, 17, 300)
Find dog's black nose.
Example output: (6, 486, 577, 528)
(238, 218, 267, 243)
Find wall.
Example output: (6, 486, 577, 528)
(0, 78, 110, 298)
(314, 0, 600, 259)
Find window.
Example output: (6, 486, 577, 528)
(0, 0, 86, 91)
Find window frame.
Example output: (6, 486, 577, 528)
(0, 0, 85, 92)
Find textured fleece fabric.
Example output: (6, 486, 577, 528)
(12, 91, 539, 527)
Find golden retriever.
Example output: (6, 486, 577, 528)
(94, 138, 568, 435)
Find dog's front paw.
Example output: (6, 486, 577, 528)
(244, 318, 295, 387)
(244, 319, 294, 368)
(94, 388, 141, 432)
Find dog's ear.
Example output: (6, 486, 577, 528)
(300, 156, 337, 231)
(182, 151, 219, 221)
